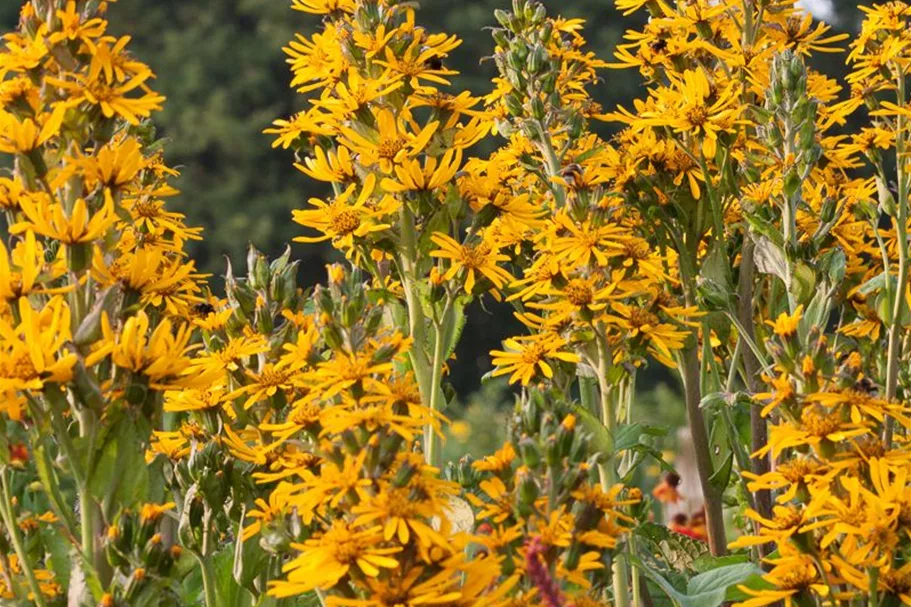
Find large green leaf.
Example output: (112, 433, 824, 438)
(35, 443, 77, 532)
(88, 415, 150, 518)
(631, 555, 763, 607)
(40, 525, 72, 589)
(214, 547, 255, 607)
(687, 563, 764, 598)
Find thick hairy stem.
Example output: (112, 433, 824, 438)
(191, 548, 217, 607)
(885, 73, 908, 447)
(737, 240, 773, 555)
(397, 205, 440, 464)
(426, 321, 446, 468)
(594, 336, 631, 607)
(533, 121, 567, 208)
(1, 470, 49, 607)
(680, 342, 728, 556)
(76, 408, 105, 580)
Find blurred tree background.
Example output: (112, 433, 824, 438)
(0, 0, 865, 454)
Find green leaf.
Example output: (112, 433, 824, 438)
(35, 443, 77, 532)
(572, 403, 612, 453)
(0, 425, 8, 465)
(691, 553, 750, 574)
(442, 299, 467, 360)
(857, 271, 886, 296)
(630, 555, 762, 607)
(635, 522, 710, 572)
(214, 547, 254, 607)
(88, 415, 150, 518)
(40, 525, 72, 589)
(788, 261, 816, 306)
(752, 236, 787, 282)
(708, 451, 734, 494)
(232, 511, 270, 593)
(612, 423, 668, 452)
(687, 563, 763, 598)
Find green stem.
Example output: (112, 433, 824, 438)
(76, 408, 101, 574)
(699, 153, 725, 240)
(885, 71, 908, 447)
(426, 320, 446, 468)
(397, 205, 439, 465)
(0, 469, 49, 607)
(533, 121, 567, 207)
(191, 548, 217, 607)
(595, 335, 618, 490)
(593, 334, 631, 607)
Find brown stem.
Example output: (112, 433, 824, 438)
(737, 239, 773, 557)
(680, 344, 727, 556)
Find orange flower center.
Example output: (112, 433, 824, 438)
(330, 208, 361, 235)
(800, 405, 842, 438)
(0, 352, 39, 381)
(377, 137, 405, 160)
(565, 279, 594, 307)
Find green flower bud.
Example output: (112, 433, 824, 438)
(492, 29, 510, 49)
(518, 436, 541, 469)
(531, 97, 546, 121)
(516, 469, 538, 517)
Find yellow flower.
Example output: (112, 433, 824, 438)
(75, 136, 147, 189)
(48, 1, 107, 49)
(429, 232, 514, 295)
(295, 145, 357, 183)
(46, 71, 165, 125)
(0, 107, 67, 154)
(11, 190, 117, 245)
(89, 310, 203, 388)
(0, 230, 68, 305)
(767, 305, 803, 338)
(490, 332, 580, 386)
(352, 484, 449, 547)
(268, 522, 401, 597)
(639, 68, 744, 159)
(380, 149, 462, 194)
(0, 297, 77, 393)
(547, 212, 628, 268)
(473, 442, 516, 474)
(292, 174, 397, 250)
(339, 108, 438, 174)
(243, 482, 297, 541)
(466, 476, 514, 524)
(139, 502, 175, 524)
(733, 552, 830, 607)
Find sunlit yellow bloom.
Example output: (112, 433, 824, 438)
(381, 149, 462, 194)
(429, 232, 514, 294)
(490, 333, 580, 386)
(293, 174, 397, 250)
(339, 109, 438, 174)
(0, 297, 76, 394)
(12, 190, 117, 245)
(268, 522, 401, 598)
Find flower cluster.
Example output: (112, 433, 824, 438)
(732, 306, 911, 606)
(0, 0, 205, 604)
(461, 390, 643, 606)
(3, 0, 911, 606)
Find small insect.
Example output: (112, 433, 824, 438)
(192, 302, 216, 316)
